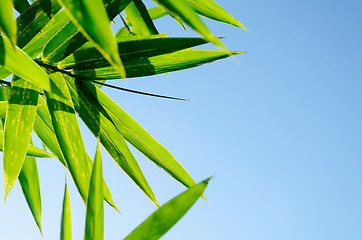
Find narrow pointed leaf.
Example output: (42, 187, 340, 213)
(19, 151, 42, 233)
(60, 182, 72, 240)
(34, 99, 119, 210)
(84, 141, 104, 240)
(82, 81, 197, 190)
(125, 0, 159, 36)
(187, 0, 247, 30)
(0, 35, 67, 99)
(42, 0, 133, 63)
(0, 0, 17, 46)
(71, 50, 242, 80)
(58, 36, 208, 70)
(3, 77, 39, 199)
(124, 178, 211, 240)
(45, 72, 91, 203)
(153, 0, 225, 49)
(65, 76, 158, 206)
(57, 0, 125, 77)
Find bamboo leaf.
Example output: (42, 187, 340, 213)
(0, 0, 17, 46)
(84, 141, 104, 240)
(0, 35, 67, 99)
(125, 0, 159, 36)
(71, 50, 242, 80)
(16, 0, 61, 49)
(124, 178, 211, 240)
(45, 72, 92, 204)
(34, 98, 119, 210)
(60, 182, 72, 240)
(42, 0, 133, 63)
(65, 76, 158, 206)
(3, 77, 39, 199)
(153, 0, 225, 49)
(82, 81, 197, 190)
(58, 36, 208, 70)
(57, 0, 125, 77)
(187, 0, 247, 30)
(18, 150, 42, 234)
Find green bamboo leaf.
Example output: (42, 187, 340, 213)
(65, 76, 158, 206)
(0, 35, 67, 99)
(0, 132, 56, 158)
(153, 0, 225, 49)
(60, 182, 72, 240)
(3, 77, 39, 199)
(84, 141, 104, 240)
(187, 0, 247, 30)
(124, 178, 211, 240)
(45, 72, 92, 204)
(58, 36, 208, 70)
(16, 0, 61, 48)
(125, 0, 159, 36)
(0, 101, 7, 117)
(14, 0, 31, 14)
(34, 98, 119, 210)
(0, 0, 17, 46)
(57, 0, 125, 78)
(71, 50, 242, 80)
(42, 0, 132, 63)
(82, 81, 197, 190)
(18, 149, 42, 234)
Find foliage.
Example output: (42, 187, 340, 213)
(0, 0, 245, 239)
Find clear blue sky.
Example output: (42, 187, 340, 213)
(1, 0, 362, 239)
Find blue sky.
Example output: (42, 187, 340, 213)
(1, 0, 362, 239)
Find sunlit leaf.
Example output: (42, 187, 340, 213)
(153, 0, 225, 49)
(65, 75, 158, 206)
(187, 0, 247, 30)
(0, 0, 17, 46)
(0, 35, 67, 99)
(125, 0, 159, 36)
(3, 77, 39, 199)
(60, 182, 72, 240)
(58, 36, 208, 70)
(82, 81, 197, 190)
(18, 147, 42, 234)
(84, 141, 104, 240)
(57, 0, 125, 77)
(124, 178, 211, 240)
(71, 50, 242, 80)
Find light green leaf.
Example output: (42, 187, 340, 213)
(34, 98, 119, 210)
(18, 149, 42, 234)
(65, 76, 158, 206)
(58, 36, 208, 70)
(187, 0, 247, 30)
(84, 141, 104, 240)
(82, 81, 197, 190)
(13, 0, 30, 14)
(60, 182, 72, 240)
(0, 35, 67, 99)
(0, 0, 17, 46)
(45, 72, 92, 204)
(124, 178, 211, 240)
(42, 0, 133, 63)
(125, 0, 159, 36)
(3, 77, 39, 200)
(57, 0, 125, 77)
(0, 101, 7, 117)
(153, 0, 225, 49)
(71, 50, 242, 80)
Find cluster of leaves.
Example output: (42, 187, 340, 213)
(0, 0, 245, 239)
